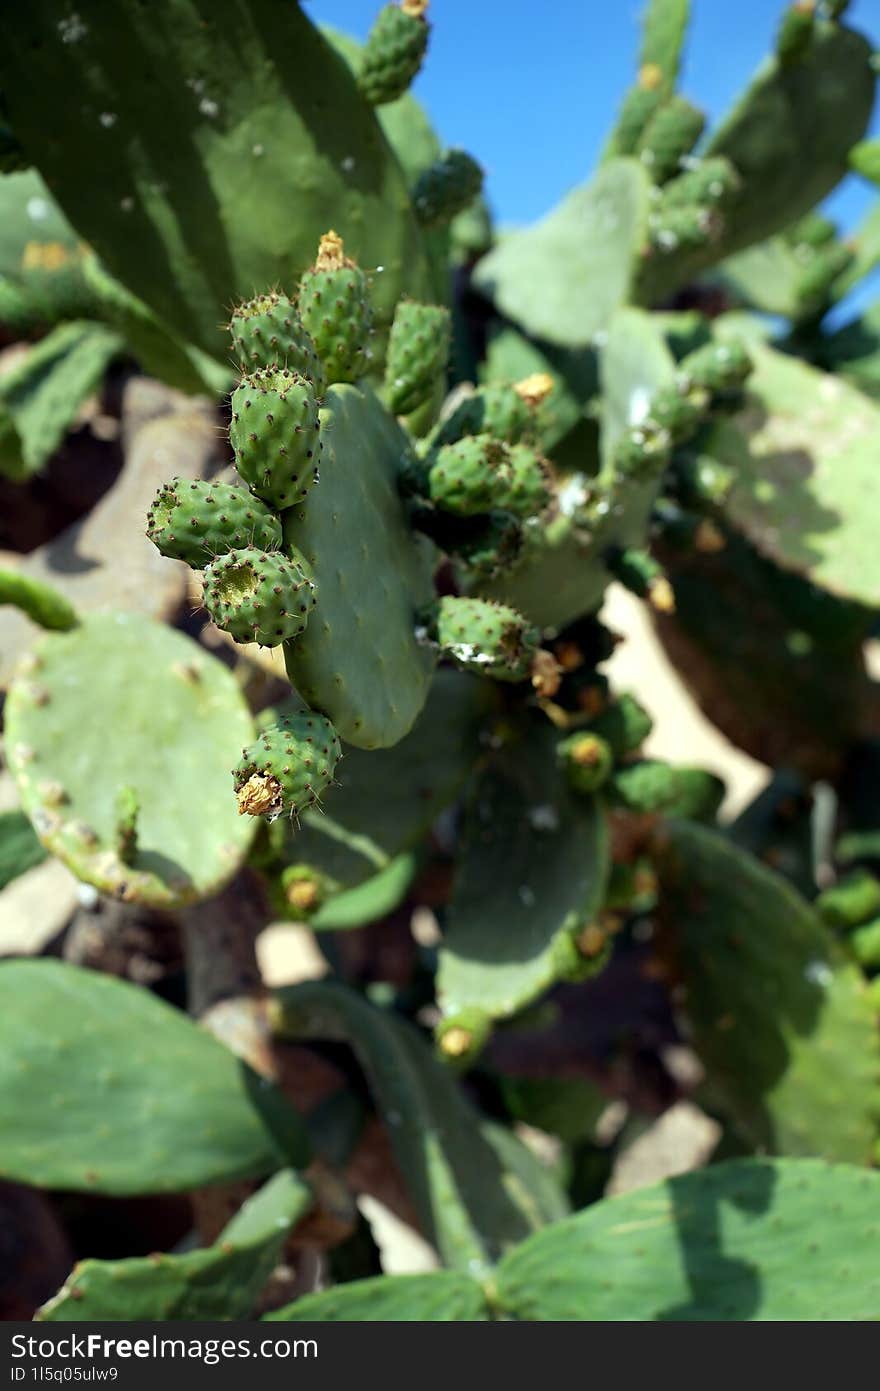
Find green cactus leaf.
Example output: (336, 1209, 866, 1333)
(640, 0, 691, 92)
(38, 1169, 312, 1320)
(657, 820, 880, 1162)
(472, 159, 652, 349)
(311, 852, 418, 931)
(265, 1270, 488, 1322)
(0, 809, 46, 891)
(437, 719, 608, 1022)
(707, 341, 880, 607)
(0, 1, 433, 359)
(269, 668, 488, 895)
(271, 980, 565, 1274)
(0, 321, 123, 479)
(0, 959, 293, 1193)
(5, 612, 255, 908)
(495, 1158, 880, 1320)
(282, 383, 436, 749)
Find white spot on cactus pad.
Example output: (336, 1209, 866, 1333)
(518, 885, 536, 906)
(26, 198, 49, 222)
(99, 112, 117, 129)
(199, 97, 220, 118)
(528, 804, 559, 833)
(804, 959, 832, 988)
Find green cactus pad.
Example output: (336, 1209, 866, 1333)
(430, 596, 539, 682)
(39, 1169, 312, 1320)
(412, 149, 484, 229)
(473, 159, 652, 349)
(0, 570, 77, 633)
(816, 869, 880, 929)
(427, 434, 514, 516)
(146, 478, 282, 570)
(776, 3, 816, 65)
(496, 1159, 880, 1320)
(708, 340, 880, 607)
(385, 299, 451, 416)
(0, 1, 434, 357)
(438, 720, 609, 1022)
(657, 820, 880, 1161)
(271, 980, 567, 1272)
(230, 369, 322, 511)
(282, 383, 436, 749)
(4, 612, 255, 908)
(229, 293, 325, 387)
(297, 233, 373, 386)
(637, 96, 705, 184)
(266, 668, 487, 893)
(266, 1270, 487, 1322)
(558, 731, 614, 795)
(0, 960, 289, 1193)
(234, 712, 341, 822)
(202, 546, 316, 648)
(357, 1, 430, 107)
(589, 693, 654, 758)
(0, 809, 46, 892)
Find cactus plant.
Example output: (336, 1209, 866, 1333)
(1, 0, 880, 1326)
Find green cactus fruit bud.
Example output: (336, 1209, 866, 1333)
(230, 368, 321, 510)
(847, 916, 880, 969)
(202, 546, 316, 648)
(558, 731, 614, 794)
(228, 293, 325, 389)
(679, 339, 753, 395)
(427, 433, 514, 516)
(357, 0, 430, 106)
(611, 760, 724, 820)
(552, 915, 615, 983)
(647, 382, 711, 444)
(816, 869, 880, 929)
(660, 157, 741, 211)
(589, 693, 654, 759)
(433, 379, 549, 448)
(507, 443, 553, 516)
(446, 510, 523, 578)
(427, 595, 539, 682)
(637, 96, 706, 184)
(233, 712, 341, 822)
(609, 74, 665, 157)
(270, 864, 330, 920)
(412, 149, 484, 229)
(612, 421, 672, 479)
(146, 478, 283, 570)
(648, 203, 721, 255)
(777, 2, 816, 65)
(297, 232, 373, 386)
(671, 450, 737, 510)
(794, 242, 854, 315)
(385, 299, 451, 416)
(605, 547, 675, 613)
(436, 1008, 492, 1068)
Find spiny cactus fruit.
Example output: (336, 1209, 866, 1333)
(427, 433, 514, 516)
(296, 232, 373, 386)
(356, 0, 431, 107)
(233, 712, 341, 821)
(679, 338, 753, 394)
(202, 547, 316, 648)
(647, 381, 711, 442)
(428, 595, 539, 681)
(506, 443, 553, 516)
(637, 96, 706, 184)
(229, 368, 322, 510)
(659, 156, 741, 210)
(384, 298, 451, 415)
(412, 149, 485, 228)
(557, 732, 614, 794)
(228, 292, 325, 389)
(443, 510, 524, 579)
(145, 478, 283, 569)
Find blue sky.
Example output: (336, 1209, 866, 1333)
(304, 0, 880, 315)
